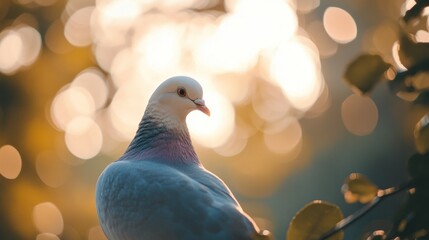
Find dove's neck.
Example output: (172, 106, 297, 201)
(121, 106, 200, 166)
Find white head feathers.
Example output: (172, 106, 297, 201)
(146, 76, 210, 123)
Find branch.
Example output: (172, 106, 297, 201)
(389, 59, 429, 94)
(403, 0, 429, 23)
(399, 59, 429, 78)
(319, 181, 416, 240)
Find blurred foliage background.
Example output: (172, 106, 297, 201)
(0, 0, 423, 239)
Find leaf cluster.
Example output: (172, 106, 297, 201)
(287, 1, 429, 239)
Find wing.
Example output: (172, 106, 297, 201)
(96, 160, 257, 240)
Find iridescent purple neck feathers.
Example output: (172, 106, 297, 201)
(120, 106, 200, 165)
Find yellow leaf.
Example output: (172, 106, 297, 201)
(287, 200, 344, 240)
(341, 173, 378, 204)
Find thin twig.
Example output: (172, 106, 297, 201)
(319, 181, 416, 240)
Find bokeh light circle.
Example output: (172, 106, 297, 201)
(0, 145, 22, 179)
(32, 202, 64, 235)
(187, 90, 235, 148)
(36, 233, 60, 240)
(341, 94, 378, 136)
(71, 68, 108, 110)
(64, 7, 94, 47)
(269, 38, 322, 110)
(323, 7, 357, 44)
(65, 116, 103, 159)
(0, 25, 42, 74)
(51, 85, 96, 131)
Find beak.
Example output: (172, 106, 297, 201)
(193, 98, 210, 116)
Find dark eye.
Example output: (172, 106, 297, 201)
(177, 87, 187, 97)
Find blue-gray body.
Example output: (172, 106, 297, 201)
(96, 114, 258, 240)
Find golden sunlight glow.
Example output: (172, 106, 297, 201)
(157, 0, 211, 12)
(187, 90, 235, 148)
(252, 81, 290, 122)
(64, 6, 94, 47)
(110, 48, 139, 87)
(0, 30, 23, 74)
(17, 0, 57, 6)
(36, 152, 70, 188)
(51, 86, 96, 131)
(36, 233, 60, 240)
(65, 116, 103, 159)
(0, 25, 41, 74)
(71, 68, 108, 110)
(196, 0, 297, 74)
(93, 0, 145, 46)
(213, 75, 252, 104)
(371, 24, 397, 54)
(88, 0, 327, 149)
(0, 145, 22, 180)
(108, 82, 149, 140)
(194, 16, 259, 74)
(32, 202, 64, 235)
(232, 0, 298, 50)
(45, 20, 73, 54)
(269, 38, 322, 110)
(88, 225, 107, 240)
(0, 0, 379, 238)
(34, 0, 57, 7)
(214, 130, 248, 157)
(134, 23, 183, 74)
(294, 0, 320, 13)
(392, 41, 407, 71)
(307, 21, 338, 58)
(341, 94, 378, 136)
(306, 84, 331, 118)
(17, 26, 42, 66)
(263, 118, 302, 154)
(323, 7, 357, 44)
(97, 0, 144, 28)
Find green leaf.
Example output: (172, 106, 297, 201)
(341, 173, 378, 204)
(414, 114, 429, 154)
(344, 54, 391, 94)
(287, 200, 344, 240)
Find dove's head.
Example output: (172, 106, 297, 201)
(147, 76, 210, 122)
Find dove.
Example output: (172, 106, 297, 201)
(96, 76, 269, 240)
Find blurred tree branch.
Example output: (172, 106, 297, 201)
(403, 0, 429, 23)
(319, 180, 417, 240)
